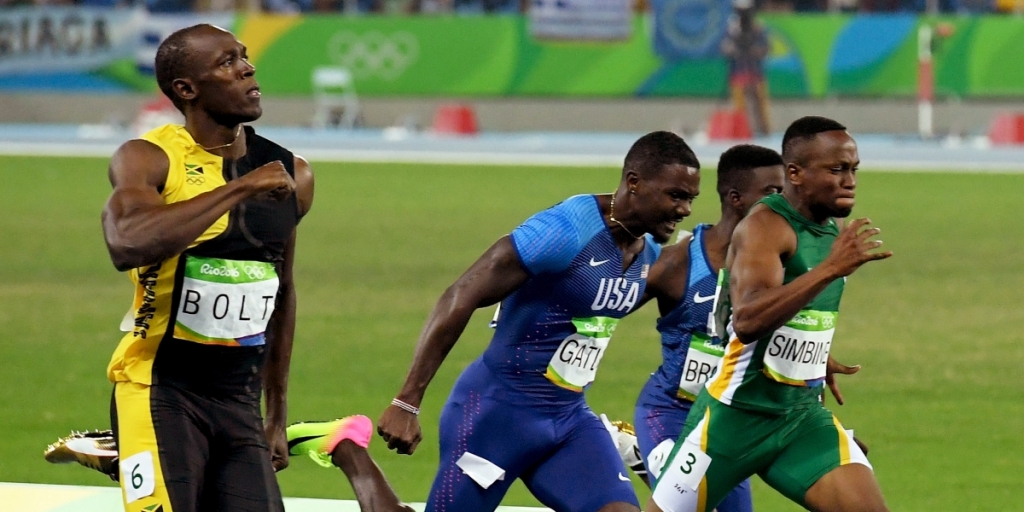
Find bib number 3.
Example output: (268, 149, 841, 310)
(121, 451, 156, 504)
(651, 440, 712, 512)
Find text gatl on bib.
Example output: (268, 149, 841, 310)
(545, 316, 619, 392)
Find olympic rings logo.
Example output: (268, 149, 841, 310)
(244, 265, 267, 280)
(186, 176, 205, 185)
(327, 31, 419, 81)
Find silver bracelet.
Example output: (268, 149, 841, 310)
(391, 398, 420, 416)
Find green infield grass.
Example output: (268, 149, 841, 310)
(0, 156, 1021, 511)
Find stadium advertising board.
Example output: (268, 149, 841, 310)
(0, 7, 145, 75)
(3, 10, 1024, 99)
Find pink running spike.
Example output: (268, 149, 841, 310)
(323, 415, 373, 453)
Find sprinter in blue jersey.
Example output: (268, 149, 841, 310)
(377, 132, 702, 512)
(632, 145, 785, 512)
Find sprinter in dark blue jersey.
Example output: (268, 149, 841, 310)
(632, 145, 785, 512)
(377, 132, 702, 512)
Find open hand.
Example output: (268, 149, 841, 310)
(824, 218, 892, 278)
(825, 355, 860, 406)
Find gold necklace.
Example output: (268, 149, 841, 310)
(197, 125, 242, 152)
(609, 194, 641, 240)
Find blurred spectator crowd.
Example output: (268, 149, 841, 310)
(0, 0, 1017, 18)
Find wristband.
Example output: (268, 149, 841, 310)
(391, 398, 420, 416)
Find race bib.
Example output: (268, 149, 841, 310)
(762, 310, 837, 386)
(121, 451, 156, 504)
(651, 440, 712, 512)
(677, 333, 725, 401)
(545, 317, 618, 392)
(173, 256, 279, 346)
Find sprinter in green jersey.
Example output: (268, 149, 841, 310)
(648, 116, 892, 512)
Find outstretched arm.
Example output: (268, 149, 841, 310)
(102, 139, 295, 271)
(263, 155, 314, 472)
(377, 236, 530, 454)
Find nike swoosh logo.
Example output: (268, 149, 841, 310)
(64, 438, 118, 457)
(693, 292, 715, 303)
(287, 435, 322, 452)
(618, 472, 631, 482)
(589, 258, 609, 267)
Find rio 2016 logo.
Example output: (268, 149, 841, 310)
(327, 31, 419, 81)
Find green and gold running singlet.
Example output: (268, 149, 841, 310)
(706, 193, 845, 413)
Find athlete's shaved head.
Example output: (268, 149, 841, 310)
(623, 131, 700, 180)
(155, 24, 222, 113)
(781, 116, 847, 165)
(717, 144, 783, 201)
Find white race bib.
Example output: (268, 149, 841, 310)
(651, 440, 712, 512)
(677, 333, 725, 401)
(121, 451, 156, 504)
(174, 256, 279, 346)
(762, 310, 837, 386)
(545, 317, 618, 392)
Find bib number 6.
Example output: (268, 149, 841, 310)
(121, 451, 156, 504)
(131, 464, 144, 489)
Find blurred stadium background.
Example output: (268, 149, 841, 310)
(1, 0, 1024, 510)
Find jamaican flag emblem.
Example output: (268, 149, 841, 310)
(185, 163, 205, 185)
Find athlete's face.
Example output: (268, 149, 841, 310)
(633, 163, 701, 244)
(184, 27, 262, 123)
(735, 164, 784, 216)
(789, 131, 859, 218)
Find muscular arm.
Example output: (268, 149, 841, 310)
(101, 140, 257, 271)
(379, 236, 530, 454)
(102, 138, 296, 271)
(728, 208, 841, 343)
(263, 156, 314, 470)
(394, 236, 530, 406)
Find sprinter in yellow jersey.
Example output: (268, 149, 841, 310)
(100, 24, 407, 512)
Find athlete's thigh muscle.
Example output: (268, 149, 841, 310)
(761, 408, 875, 510)
(634, 401, 689, 477)
(113, 382, 211, 512)
(522, 408, 639, 512)
(199, 397, 284, 512)
(653, 394, 776, 512)
(426, 392, 554, 512)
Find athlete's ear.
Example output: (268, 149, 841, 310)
(727, 188, 744, 211)
(786, 162, 804, 187)
(624, 170, 641, 192)
(172, 78, 197, 104)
